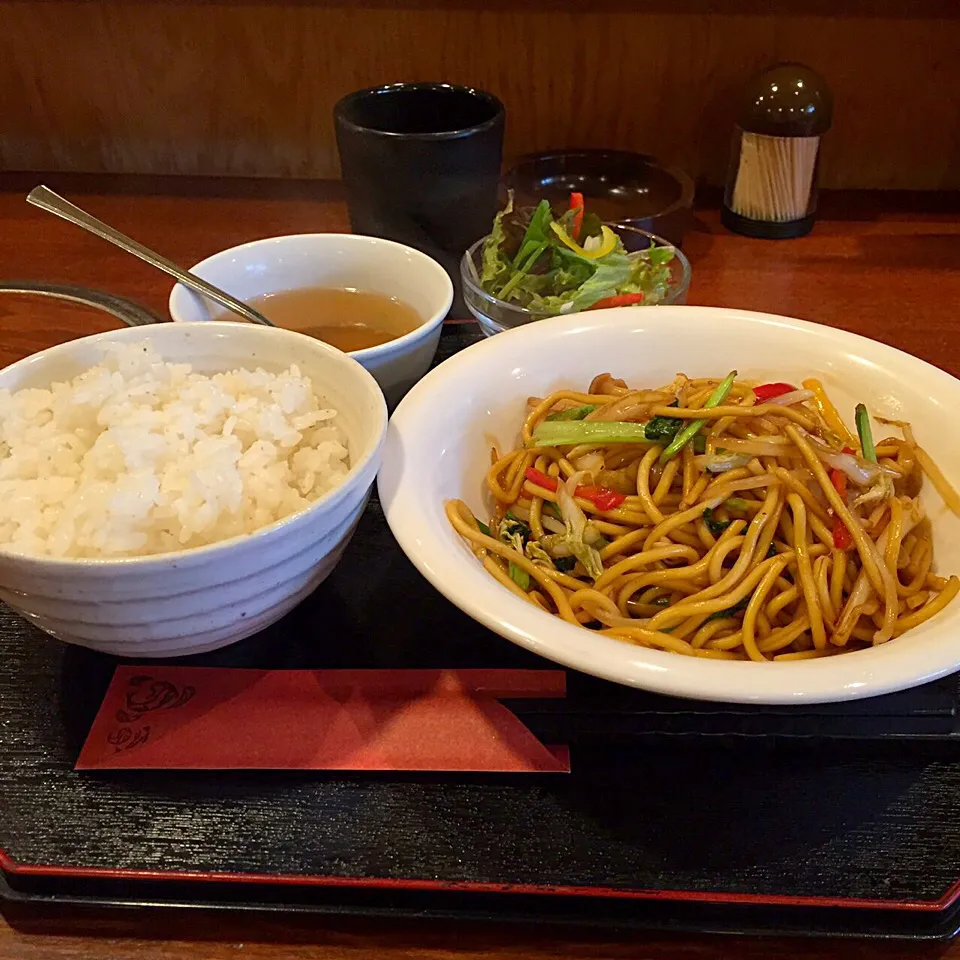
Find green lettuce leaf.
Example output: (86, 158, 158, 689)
(480, 193, 677, 313)
(617, 244, 676, 304)
(480, 193, 514, 291)
(512, 199, 554, 269)
(552, 258, 593, 291)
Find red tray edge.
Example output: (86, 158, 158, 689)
(1, 844, 956, 913)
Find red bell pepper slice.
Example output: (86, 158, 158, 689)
(590, 293, 645, 310)
(524, 467, 558, 492)
(752, 382, 797, 403)
(576, 485, 627, 511)
(524, 467, 626, 511)
(830, 464, 852, 550)
(569, 192, 585, 242)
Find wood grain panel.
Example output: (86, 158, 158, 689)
(0, 2, 958, 188)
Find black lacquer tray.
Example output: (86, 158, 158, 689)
(4, 323, 960, 939)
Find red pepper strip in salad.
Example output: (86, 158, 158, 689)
(830, 454, 853, 550)
(590, 293, 645, 310)
(524, 467, 626, 511)
(569, 192, 585, 242)
(752, 382, 797, 403)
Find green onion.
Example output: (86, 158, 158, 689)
(531, 420, 651, 447)
(476, 519, 491, 536)
(508, 562, 531, 591)
(546, 403, 598, 422)
(855, 403, 877, 463)
(660, 371, 737, 463)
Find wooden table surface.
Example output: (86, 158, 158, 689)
(1, 173, 959, 959)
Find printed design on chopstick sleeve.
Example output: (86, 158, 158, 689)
(107, 675, 195, 753)
(106, 725, 151, 753)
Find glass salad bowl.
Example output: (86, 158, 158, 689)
(460, 223, 691, 337)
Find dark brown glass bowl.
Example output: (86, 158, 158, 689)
(502, 150, 694, 248)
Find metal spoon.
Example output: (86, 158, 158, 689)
(26, 185, 275, 327)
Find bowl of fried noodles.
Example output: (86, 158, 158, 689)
(378, 306, 960, 703)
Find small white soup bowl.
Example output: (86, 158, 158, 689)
(0, 322, 387, 658)
(168, 234, 454, 407)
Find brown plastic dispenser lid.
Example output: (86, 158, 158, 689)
(737, 63, 833, 138)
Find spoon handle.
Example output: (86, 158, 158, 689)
(26, 185, 275, 327)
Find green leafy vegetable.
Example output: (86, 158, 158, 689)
(553, 555, 578, 573)
(508, 562, 531, 591)
(532, 420, 651, 447)
(705, 594, 752, 623)
(524, 540, 555, 569)
(645, 399, 707, 450)
(480, 193, 514, 291)
(702, 508, 731, 536)
(512, 200, 553, 269)
(535, 259, 632, 313)
(476, 519, 491, 537)
(725, 498, 749, 512)
(644, 403, 684, 442)
(492, 199, 556, 301)
(556, 478, 604, 581)
(476, 195, 677, 316)
(498, 514, 530, 555)
(660, 371, 737, 463)
(546, 403, 598, 422)
(855, 403, 877, 463)
(542, 501, 562, 521)
(617, 244, 677, 305)
(498, 243, 549, 301)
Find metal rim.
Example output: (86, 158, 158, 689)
(0, 282, 163, 327)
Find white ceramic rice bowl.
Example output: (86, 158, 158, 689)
(0, 322, 387, 657)
(378, 306, 960, 704)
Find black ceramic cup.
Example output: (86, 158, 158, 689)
(334, 83, 505, 315)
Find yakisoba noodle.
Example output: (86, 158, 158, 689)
(446, 372, 960, 662)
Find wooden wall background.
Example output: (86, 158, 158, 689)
(1, 0, 958, 189)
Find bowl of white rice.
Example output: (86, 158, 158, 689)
(0, 322, 387, 657)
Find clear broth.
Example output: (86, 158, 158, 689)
(247, 287, 422, 352)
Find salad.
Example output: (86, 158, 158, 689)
(477, 192, 677, 315)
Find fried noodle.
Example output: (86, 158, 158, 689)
(446, 372, 960, 662)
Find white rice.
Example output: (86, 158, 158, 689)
(0, 344, 350, 559)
